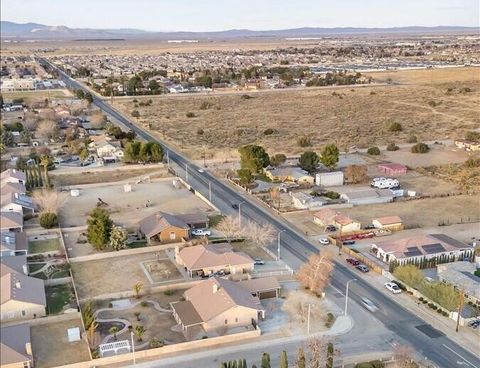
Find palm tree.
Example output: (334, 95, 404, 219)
(133, 282, 143, 299)
(133, 325, 145, 342)
(109, 326, 119, 341)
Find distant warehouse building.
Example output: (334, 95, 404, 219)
(341, 189, 393, 206)
(315, 171, 344, 187)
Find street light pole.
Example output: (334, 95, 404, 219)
(209, 181, 212, 203)
(307, 303, 312, 334)
(131, 331, 136, 366)
(344, 279, 357, 316)
(185, 163, 188, 182)
(277, 229, 286, 261)
(238, 202, 244, 227)
(166, 150, 170, 167)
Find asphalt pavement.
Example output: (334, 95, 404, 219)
(42, 58, 480, 368)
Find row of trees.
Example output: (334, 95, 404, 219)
(298, 144, 339, 173)
(123, 140, 164, 163)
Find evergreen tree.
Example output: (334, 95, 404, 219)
(261, 353, 271, 368)
(280, 350, 288, 368)
(320, 143, 339, 169)
(296, 347, 306, 368)
(87, 207, 113, 250)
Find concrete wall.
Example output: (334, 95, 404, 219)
(0, 301, 46, 322)
(204, 306, 258, 332)
(51, 328, 261, 368)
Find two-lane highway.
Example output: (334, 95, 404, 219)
(42, 58, 480, 368)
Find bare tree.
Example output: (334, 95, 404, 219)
(38, 108, 56, 121)
(215, 215, 242, 243)
(23, 112, 40, 131)
(90, 111, 107, 129)
(36, 120, 58, 139)
(33, 189, 67, 214)
(297, 250, 334, 295)
(392, 344, 418, 368)
(307, 337, 325, 368)
(243, 220, 276, 248)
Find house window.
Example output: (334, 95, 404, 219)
(235, 317, 238, 323)
(224, 319, 228, 324)
(169, 232, 176, 240)
(21, 310, 26, 317)
(23, 362, 30, 368)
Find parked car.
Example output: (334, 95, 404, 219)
(346, 258, 360, 266)
(326, 225, 337, 232)
(360, 297, 379, 312)
(342, 240, 356, 246)
(254, 259, 265, 265)
(363, 224, 376, 230)
(356, 264, 370, 273)
(357, 232, 375, 239)
(384, 282, 402, 294)
(468, 319, 480, 329)
(231, 204, 239, 209)
(318, 237, 330, 245)
(191, 228, 211, 236)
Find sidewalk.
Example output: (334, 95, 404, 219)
(333, 251, 480, 356)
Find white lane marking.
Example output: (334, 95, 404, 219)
(330, 284, 345, 297)
(442, 344, 479, 368)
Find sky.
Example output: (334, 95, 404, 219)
(2, 0, 479, 31)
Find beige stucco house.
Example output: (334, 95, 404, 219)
(372, 216, 404, 231)
(175, 243, 254, 277)
(1, 324, 33, 368)
(1, 272, 46, 322)
(171, 277, 264, 340)
(313, 208, 361, 233)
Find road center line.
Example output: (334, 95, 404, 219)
(441, 344, 479, 368)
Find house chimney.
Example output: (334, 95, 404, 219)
(212, 283, 219, 293)
(25, 342, 32, 355)
(22, 265, 28, 275)
(15, 280, 21, 289)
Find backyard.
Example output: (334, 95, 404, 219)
(28, 236, 61, 254)
(45, 283, 76, 315)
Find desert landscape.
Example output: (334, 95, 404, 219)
(116, 67, 479, 159)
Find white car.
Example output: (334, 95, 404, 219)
(384, 282, 402, 294)
(191, 228, 211, 236)
(318, 237, 330, 245)
(360, 297, 379, 312)
(197, 168, 205, 173)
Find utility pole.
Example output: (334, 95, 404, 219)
(345, 279, 357, 316)
(185, 163, 188, 182)
(238, 202, 245, 227)
(277, 229, 286, 261)
(456, 289, 465, 332)
(209, 181, 212, 202)
(131, 331, 136, 366)
(166, 150, 170, 167)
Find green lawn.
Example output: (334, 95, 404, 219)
(28, 263, 46, 274)
(46, 284, 74, 315)
(28, 238, 60, 254)
(127, 240, 148, 248)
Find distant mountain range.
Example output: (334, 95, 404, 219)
(1, 21, 477, 40)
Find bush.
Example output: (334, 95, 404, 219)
(407, 134, 418, 143)
(355, 361, 384, 368)
(199, 101, 212, 110)
(297, 136, 311, 147)
(164, 289, 176, 296)
(141, 301, 148, 307)
(131, 110, 140, 118)
(325, 312, 335, 328)
(39, 212, 58, 229)
(474, 269, 480, 277)
(241, 94, 252, 100)
(388, 122, 402, 132)
(367, 146, 381, 155)
(197, 128, 204, 135)
(386, 142, 399, 151)
(411, 143, 430, 153)
(186, 112, 195, 118)
(263, 128, 276, 135)
(323, 191, 340, 200)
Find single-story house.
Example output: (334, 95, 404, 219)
(0, 212, 23, 232)
(341, 189, 394, 206)
(1, 182, 27, 196)
(139, 212, 190, 244)
(1, 255, 28, 276)
(372, 234, 474, 266)
(0, 324, 33, 368)
(1, 271, 46, 322)
(237, 276, 281, 299)
(175, 243, 254, 277)
(171, 277, 264, 339)
(437, 262, 480, 304)
(1, 193, 35, 215)
(315, 171, 344, 187)
(313, 208, 361, 233)
(291, 192, 328, 210)
(377, 163, 407, 176)
(454, 140, 480, 152)
(372, 216, 404, 231)
(0, 169, 26, 186)
(176, 213, 209, 229)
(1, 231, 28, 258)
(265, 167, 314, 184)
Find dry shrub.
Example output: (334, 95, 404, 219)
(33, 189, 67, 214)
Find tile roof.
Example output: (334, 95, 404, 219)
(1, 272, 46, 306)
(178, 244, 253, 270)
(0, 169, 26, 183)
(139, 212, 189, 238)
(0, 182, 27, 195)
(0, 324, 32, 365)
(0, 255, 27, 277)
(0, 212, 23, 230)
(374, 216, 403, 225)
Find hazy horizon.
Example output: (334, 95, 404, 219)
(1, 0, 479, 32)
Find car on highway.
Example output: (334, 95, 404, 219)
(360, 297, 379, 312)
(254, 259, 265, 265)
(231, 204, 239, 209)
(191, 228, 211, 236)
(346, 258, 360, 266)
(385, 282, 402, 294)
(197, 168, 205, 173)
(318, 237, 330, 245)
(326, 225, 337, 232)
(356, 264, 370, 273)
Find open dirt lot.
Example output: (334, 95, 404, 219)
(115, 67, 479, 159)
(284, 194, 480, 233)
(31, 319, 90, 368)
(58, 179, 216, 228)
(71, 250, 178, 300)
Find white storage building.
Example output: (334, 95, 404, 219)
(315, 171, 344, 187)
